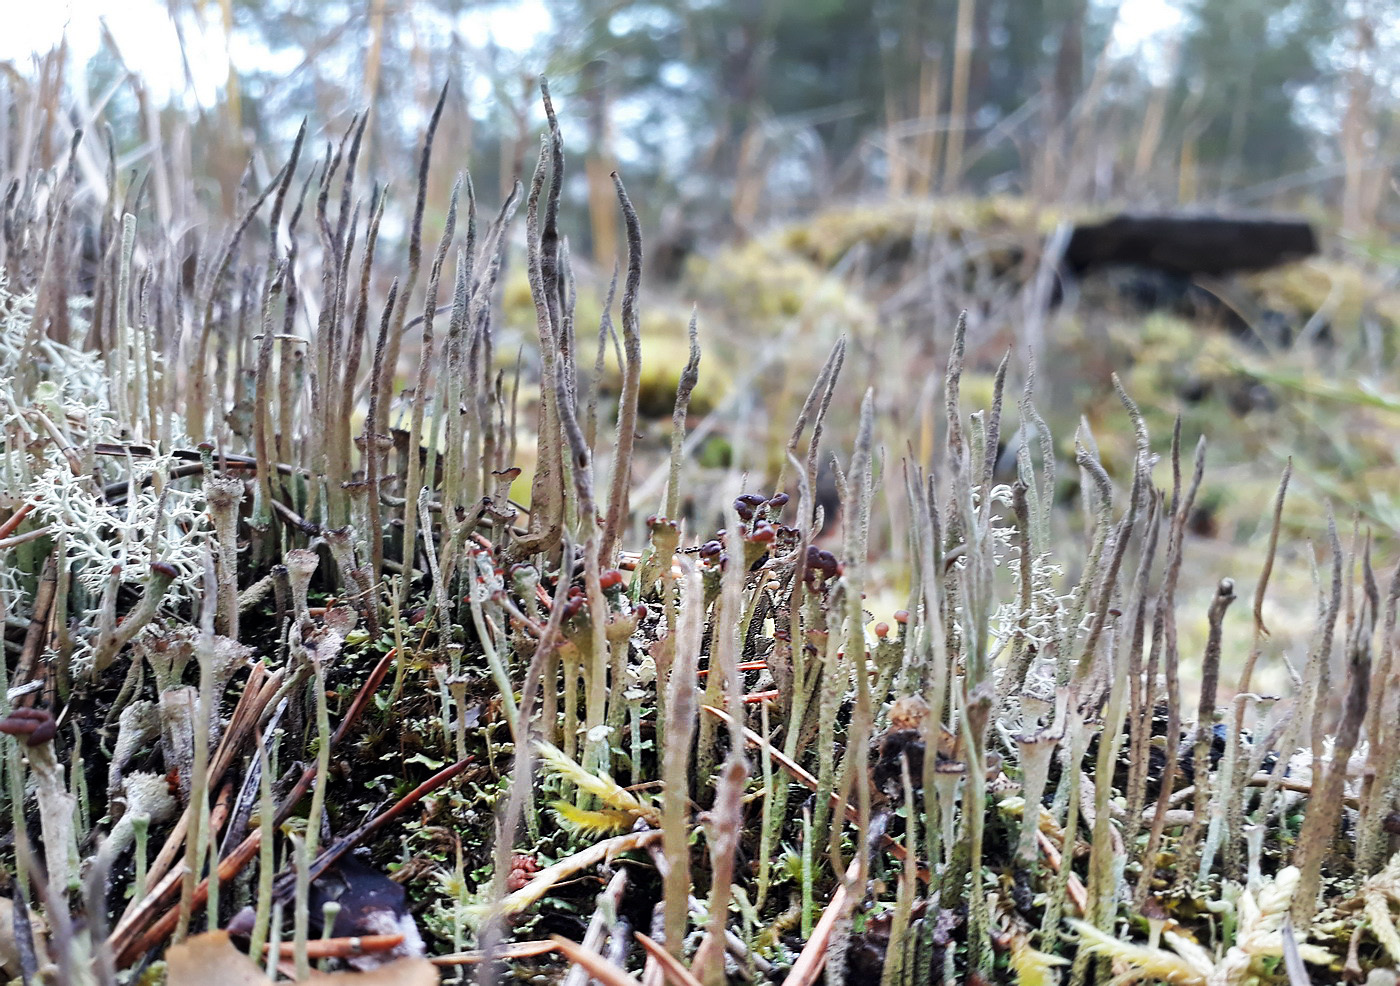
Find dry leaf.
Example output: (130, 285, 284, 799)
(0, 896, 48, 981)
(166, 932, 439, 986)
(309, 958, 439, 985)
(165, 932, 269, 986)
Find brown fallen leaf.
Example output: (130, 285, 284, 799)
(165, 932, 267, 986)
(165, 931, 439, 986)
(309, 957, 440, 984)
(0, 896, 48, 981)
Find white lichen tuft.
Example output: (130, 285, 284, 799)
(2, 268, 205, 667)
(27, 455, 208, 599)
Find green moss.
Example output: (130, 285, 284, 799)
(1247, 258, 1400, 344)
(685, 238, 859, 323)
(774, 196, 1075, 270)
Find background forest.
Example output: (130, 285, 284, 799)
(12, 0, 1397, 240)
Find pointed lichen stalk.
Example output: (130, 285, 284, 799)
(176, 555, 223, 946)
(1177, 577, 1236, 880)
(188, 164, 287, 439)
(398, 175, 460, 609)
(287, 615, 345, 979)
(514, 85, 569, 562)
(661, 559, 703, 960)
(1291, 630, 1370, 927)
(1041, 706, 1089, 946)
(960, 677, 997, 980)
(250, 261, 288, 559)
(1221, 461, 1290, 876)
(599, 170, 643, 566)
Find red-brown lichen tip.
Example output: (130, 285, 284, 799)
(0, 707, 57, 747)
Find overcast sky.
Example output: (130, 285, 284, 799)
(2, 0, 1184, 106)
(0, 0, 552, 103)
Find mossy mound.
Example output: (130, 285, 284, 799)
(684, 236, 877, 330)
(1247, 255, 1400, 349)
(774, 195, 1070, 270)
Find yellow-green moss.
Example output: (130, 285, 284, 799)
(1247, 258, 1400, 339)
(774, 196, 1075, 269)
(684, 237, 873, 331)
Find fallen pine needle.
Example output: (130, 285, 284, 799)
(551, 935, 640, 986)
(268, 934, 403, 959)
(784, 860, 856, 986)
(431, 939, 559, 965)
(634, 933, 704, 986)
(489, 830, 663, 917)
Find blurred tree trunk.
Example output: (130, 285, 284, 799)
(1055, 0, 1085, 191)
(884, 89, 908, 197)
(581, 60, 618, 269)
(705, 0, 775, 232)
(1052, 0, 1085, 125)
(730, 123, 767, 232)
(877, 0, 939, 197)
(219, 0, 242, 145)
(1178, 135, 1199, 204)
(499, 71, 534, 202)
(912, 55, 943, 197)
(942, 0, 976, 191)
(1340, 12, 1377, 236)
(1132, 50, 1175, 199)
(362, 0, 389, 176)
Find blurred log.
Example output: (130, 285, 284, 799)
(1063, 214, 1317, 278)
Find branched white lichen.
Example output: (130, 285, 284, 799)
(948, 483, 1084, 667)
(3, 269, 204, 655)
(0, 275, 107, 407)
(0, 567, 25, 624)
(27, 456, 207, 599)
(990, 551, 1077, 651)
(1069, 866, 1333, 985)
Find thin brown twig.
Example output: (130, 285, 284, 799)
(430, 940, 560, 965)
(0, 501, 35, 539)
(115, 756, 473, 966)
(117, 664, 275, 925)
(634, 933, 704, 986)
(551, 935, 639, 986)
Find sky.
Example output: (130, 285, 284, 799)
(0, 0, 554, 104)
(2, 0, 224, 103)
(1, 0, 1185, 106)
